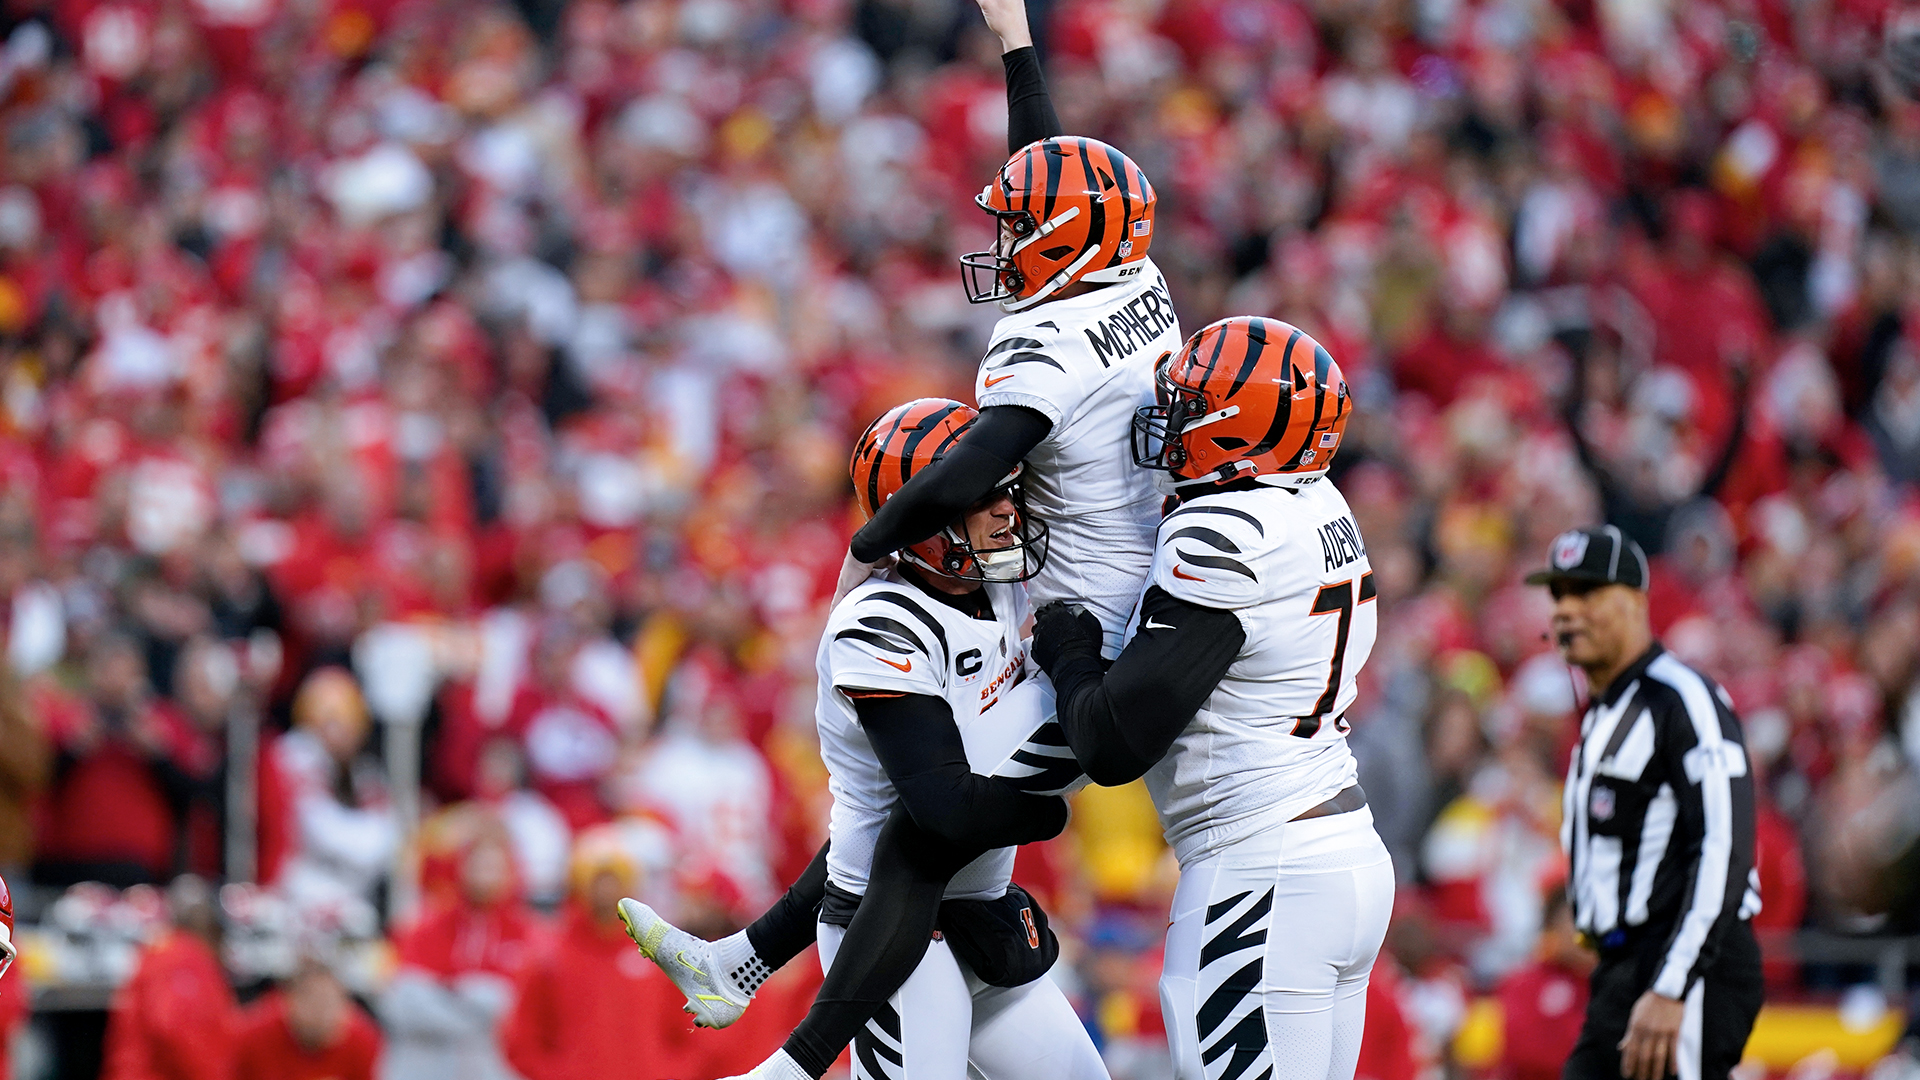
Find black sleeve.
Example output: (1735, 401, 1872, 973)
(1003, 46, 1063, 151)
(1697, 368, 1752, 500)
(782, 809, 979, 1078)
(1036, 586, 1246, 785)
(744, 840, 829, 967)
(854, 693, 1069, 848)
(1648, 682, 1757, 999)
(848, 405, 1052, 564)
(1562, 343, 1628, 507)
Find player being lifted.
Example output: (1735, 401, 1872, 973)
(620, 0, 1179, 1070)
(836, 0, 1183, 652)
(625, 399, 1104, 1080)
(1029, 316, 1394, 1080)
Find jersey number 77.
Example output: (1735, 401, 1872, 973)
(1296, 572, 1376, 737)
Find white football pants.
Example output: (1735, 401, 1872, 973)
(1160, 807, 1395, 1080)
(817, 920, 1110, 1080)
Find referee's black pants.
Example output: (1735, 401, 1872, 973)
(1563, 920, 1762, 1080)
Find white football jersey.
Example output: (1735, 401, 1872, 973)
(1135, 479, 1378, 864)
(816, 574, 1084, 901)
(976, 258, 1184, 657)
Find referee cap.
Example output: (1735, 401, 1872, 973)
(1525, 526, 1649, 590)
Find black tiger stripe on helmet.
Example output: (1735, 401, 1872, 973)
(849, 399, 1050, 584)
(1132, 317, 1352, 490)
(960, 137, 1158, 311)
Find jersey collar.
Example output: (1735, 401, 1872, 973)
(897, 564, 996, 620)
(1597, 641, 1665, 707)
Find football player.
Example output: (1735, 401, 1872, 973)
(833, 0, 1185, 661)
(1029, 317, 1394, 1080)
(627, 400, 1103, 1080)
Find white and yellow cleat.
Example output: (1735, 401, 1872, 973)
(617, 897, 753, 1029)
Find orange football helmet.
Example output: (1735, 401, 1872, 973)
(850, 399, 1048, 582)
(1132, 317, 1352, 489)
(960, 137, 1156, 311)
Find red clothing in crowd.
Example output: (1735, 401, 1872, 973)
(505, 688, 622, 831)
(101, 930, 239, 1080)
(37, 690, 190, 880)
(232, 991, 382, 1080)
(1496, 958, 1592, 1080)
(0, 961, 27, 1078)
(1392, 322, 1504, 408)
(502, 905, 699, 1080)
(392, 892, 544, 983)
(1754, 801, 1809, 987)
(1354, 960, 1419, 1080)
(428, 677, 624, 830)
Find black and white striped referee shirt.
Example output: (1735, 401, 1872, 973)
(1562, 643, 1762, 998)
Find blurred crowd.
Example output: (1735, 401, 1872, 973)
(0, 0, 1916, 1072)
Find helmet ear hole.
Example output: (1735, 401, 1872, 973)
(1212, 436, 1249, 451)
(1039, 246, 1072, 261)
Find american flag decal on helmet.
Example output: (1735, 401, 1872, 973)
(1132, 220, 1151, 235)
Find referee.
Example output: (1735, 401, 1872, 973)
(1526, 527, 1763, 1080)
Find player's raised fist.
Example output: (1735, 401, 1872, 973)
(975, 0, 1033, 52)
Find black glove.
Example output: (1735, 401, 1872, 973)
(1031, 600, 1104, 675)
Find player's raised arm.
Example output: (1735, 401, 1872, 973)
(977, 0, 1064, 149)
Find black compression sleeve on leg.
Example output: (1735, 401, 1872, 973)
(745, 840, 829, 967)
(848, 405, 1051, 563)
(1003, 46, 1064, 150)
(781, 810, 981, 1077)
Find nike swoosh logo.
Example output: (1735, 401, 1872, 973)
(1172, 565, 1205, 582)
(675, 951, 707, 977)
(878, 656, 912, 672)
(984, 373, 1016, 387)
(1145, 618, 1176, 630)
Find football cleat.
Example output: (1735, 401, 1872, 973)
(617, 897, 751, 1029)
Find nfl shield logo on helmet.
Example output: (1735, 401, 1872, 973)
(1552, 531, 1590, 570)
(1590, 787, 1615, 821)
(1118, 240, 1133, 258)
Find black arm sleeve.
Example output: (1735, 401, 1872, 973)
(854, 693, 1069, 848)
(1697, 369, 1752, 500)
(744, 840, 829, 966)
(1042, 586, 1246, 785)
(1003, 46, 1064, 151)
(848, 405, 1052, 564)
(1562, 343, 1628, 509)
(782, 808, 980, 1077)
